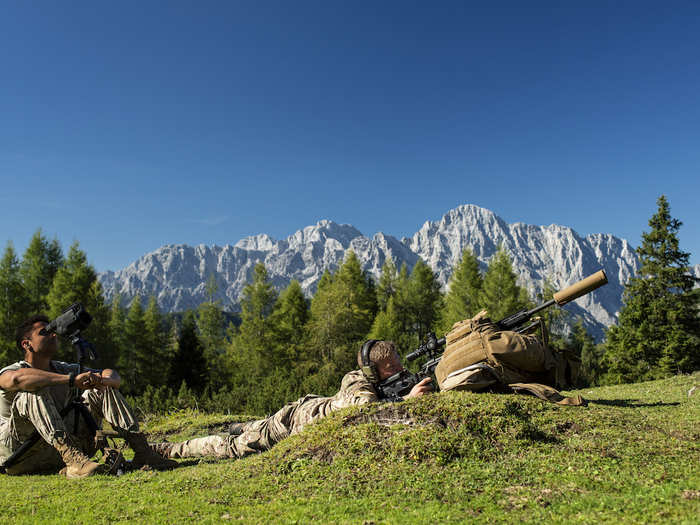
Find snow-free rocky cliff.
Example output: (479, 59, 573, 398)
(98, 204, 644, 339)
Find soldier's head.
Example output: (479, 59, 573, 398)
(358, 340, 403, 383)
(15, 314, 57, 358)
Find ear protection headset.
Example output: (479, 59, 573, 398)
(360, 339, 379, 383)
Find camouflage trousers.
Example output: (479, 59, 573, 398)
(168, 394, 335, 460)
(0, 387, 139, 475)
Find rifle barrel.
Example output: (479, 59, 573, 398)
(553, 270, 608, 305)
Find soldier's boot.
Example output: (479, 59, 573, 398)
(125, 432, 179, 470)
(53, 437, 105, 479)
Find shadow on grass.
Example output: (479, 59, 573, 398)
(587, 399, 680, 408)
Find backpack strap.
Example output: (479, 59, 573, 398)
(507, 382, 587, 406)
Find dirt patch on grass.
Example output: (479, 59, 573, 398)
(342, 405, 421, 427)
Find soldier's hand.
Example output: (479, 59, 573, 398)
(74, 371, 103, 390)
(404, 377, 433, 399)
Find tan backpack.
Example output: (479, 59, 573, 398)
(435, 310, 585, 406)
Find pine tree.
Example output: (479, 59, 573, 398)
(0, 242, 29, 363)
(142, 295, 168, 387)
(479, 247, 531, 321)
(46, 242, 98, 317)
(308, 252, 376, 362)
(406, 259, 443, 342)
(233, 263, 279, 373)
(376, 259, 398, 312)
(604, 196, 700, 382)
(121, 296, 148, 393)
(438, 249, 483, 333)
(108, 294, 126, 368)
(368, 296, 403, 344)
(198, 274, 227, 389)
(20, 230, 63, 314)
(169, 311, 208, 394)
(270, 279, 309, 364)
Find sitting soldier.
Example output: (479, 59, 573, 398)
(152, 340, 433, 460)
(0, 315, 178, 478)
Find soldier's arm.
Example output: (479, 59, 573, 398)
(337, 372, 380, 407)
(0, 368, 71, 392)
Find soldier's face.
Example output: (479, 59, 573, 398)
(23, 321, 58, 356)
(376, 353, 404, 381)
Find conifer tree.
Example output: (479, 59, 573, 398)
(604, 196, 700, 382)
(270, 279, 309, 364)
(169, 311, 208, 394)
(368, 296, 403, 344)
(438, 249, 483, 333)
(198, 275, 227, 389)
(0, 242, 29, 363)
(406, 259, 443, 342)
(308, 252, 376, 362)
(121, 296, 148, 393)
(479, 247, 531, 321)
(108, 294, 126, 366)
(46, 242, 98, 317)
(142, 295, 168, 387)
(376, 259, 398, 312)
(233, 263, 279, 373)
(20, 230, 63, 314)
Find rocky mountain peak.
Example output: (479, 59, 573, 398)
(98, 203, 645, 340)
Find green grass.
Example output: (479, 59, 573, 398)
(3, 373, 699, 524)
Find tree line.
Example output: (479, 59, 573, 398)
(1, 195, 697, 414)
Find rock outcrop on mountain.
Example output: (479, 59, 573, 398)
(98, 204, 643, 339)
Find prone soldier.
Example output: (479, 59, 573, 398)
(151, 340, 432, 460)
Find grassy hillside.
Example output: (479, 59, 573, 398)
(2, 373, 699, 524)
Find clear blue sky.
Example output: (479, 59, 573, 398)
(1, 1, 699, 271)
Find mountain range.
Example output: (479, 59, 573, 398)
(98, 204, 700, 340)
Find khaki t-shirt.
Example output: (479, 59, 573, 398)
(0, 361, 79, 420)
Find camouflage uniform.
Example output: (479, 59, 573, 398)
(0, 360, 139, 475)
(167, 370, 378, 459)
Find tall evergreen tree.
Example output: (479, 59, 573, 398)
(142, 295, 168, 387)
(604, 196, 700, 382)
(376, 259, 398, 312)
(368, 296, 403, 344)
(169, 311, 208, 394)
(438, 249, 483, 333)
(308, 252, 376, 362)
(108, 294, 126, 367)
(406, 259, 443, 342)
(270, 279, 309, 364)
(20, 230, 63, 314)
(479, 247, 531, 321)
(198, 275, 227, 389)
(0, 242, 29, 363)
(232, 263, 279, 373)
(121, 296, 148, 393)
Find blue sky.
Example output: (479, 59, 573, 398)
(1, 1, 699, 271)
